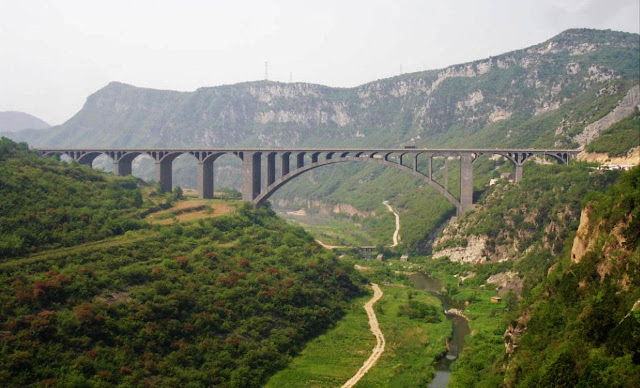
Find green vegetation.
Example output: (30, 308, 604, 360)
(0, 205, 364, 386)
(437, 163, 619, 297)
(586, 108, 640, 156)
(0, 138, 147, 259)
(358, 285, 450, 387)
(0, 141, 365, 386)
(415, 166, 640, 387)
(267, 281, 450, 387)
(503, 166, 640, 386)
(280, 213, 378, 247)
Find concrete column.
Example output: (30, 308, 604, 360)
(242, 152, 261, 201)
(113, 160, 132, 176)
(266, 153, 276, 186)
(444, 157, 449, 191)
(413, 154, 418, 171)
(155, 160, 173, 193)
(197, 160, 214, 199)
(428, 156, 432, 179)
(281, 153, 290, 176)
(460, 153, 474, 215)
(515, 164, 523, 182)
(296, 152, 305, 168)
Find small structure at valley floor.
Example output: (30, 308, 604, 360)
(491, 296, 502, 303)
(376, 253, 384, 262)
(500, 172, 514, 182)
(400, 253, 409, 262)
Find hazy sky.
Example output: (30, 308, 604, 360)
(1, 0, 638, 125)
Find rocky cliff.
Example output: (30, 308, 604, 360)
(10, 29, 639, 151)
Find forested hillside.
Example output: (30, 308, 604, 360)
(0, 140, 363, 386)
(0, 138, 146, 259)
(501, 166, 640, 386)
(419, 165, 639, 387)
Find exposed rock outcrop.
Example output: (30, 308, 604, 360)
(574, 84, 640, 147)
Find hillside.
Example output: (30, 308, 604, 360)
(7, 28, 639, 249)
(0, 111, 49, 132)
(502, 166, 640, 386)
(416, 165, 639, 386)
(0, 138, 146, 259)
(0, 139, 363, 386)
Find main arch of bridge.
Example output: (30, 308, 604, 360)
(36, 148, 578, 216)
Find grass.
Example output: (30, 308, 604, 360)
(265, 293, 375, 388)
(279, 212, 379, 247)
(146, 199, 237, 225)
(266, 282, 451, 388)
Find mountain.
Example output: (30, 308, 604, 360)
(7, 28, 639, 250)
(13, 29, 639, 150)
(0, 111, 49, 132)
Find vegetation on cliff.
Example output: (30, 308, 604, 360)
(501, 165, 640, 387)
(422, 165, 639, 387)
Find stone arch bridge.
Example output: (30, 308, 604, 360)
(35, 148, 578, 216)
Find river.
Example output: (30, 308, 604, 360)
(408, 273, 470, 388)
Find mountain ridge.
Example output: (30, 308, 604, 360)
(0, 111, 50, 133)
(7, 28, 638, 150)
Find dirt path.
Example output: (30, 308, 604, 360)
(314, 239, 346, 250)
(382, 201, 400, 247)
(341, 283, 385, 388)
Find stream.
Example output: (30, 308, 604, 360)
(408, 273, 470, 388)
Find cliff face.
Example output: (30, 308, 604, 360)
(13, 29, 639, 151)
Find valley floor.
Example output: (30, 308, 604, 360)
(266, 278, 450, 387)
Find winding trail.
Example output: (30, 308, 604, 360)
(341, 283, 386, 388)
(382, 201, 400, 247)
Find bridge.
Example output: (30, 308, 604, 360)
(35, 147, 579, 216)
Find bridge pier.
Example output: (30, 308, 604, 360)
(242, 152, 262, 201)
(460, 153, 474, 214)
(155, 160, 173, 193)
(113, 160, 132, 176)
(266, 152, 276, 186)
(515, 164, 523, 182)
(197, 160, 214, 199)
(281, 152, 291, 176)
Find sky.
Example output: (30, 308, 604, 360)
(1, 0, 638, 125)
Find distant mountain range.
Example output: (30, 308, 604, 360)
(0, 111, 49, 132)
(6, 29, 638, 151)
(3, 28, 638, 248)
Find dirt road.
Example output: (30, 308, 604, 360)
(382, 201, 400, 247)
(341, 283, 385, 388)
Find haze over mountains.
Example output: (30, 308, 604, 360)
(7, 29, 638, 151)
(0, 111, 49, 132)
